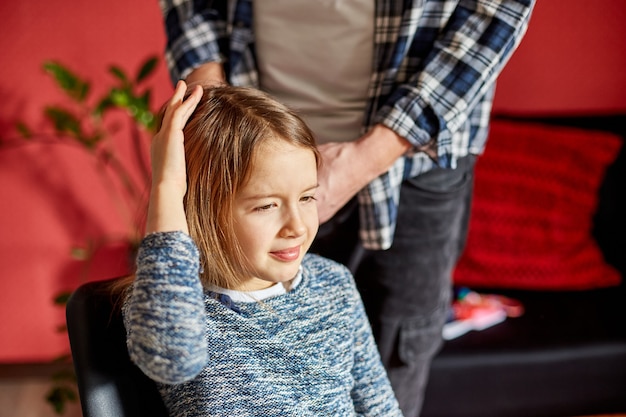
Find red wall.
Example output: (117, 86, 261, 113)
(1, 0, 625, 362)
(493, 1, 626, 114)
(0, 0, 173, 362)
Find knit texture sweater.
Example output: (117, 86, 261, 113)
(123, 231, 402, 416)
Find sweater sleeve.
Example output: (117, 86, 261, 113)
(347, 276, 403, 416)
(123, 231, 207, 384)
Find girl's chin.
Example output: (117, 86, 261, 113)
(275, 267, 301, 282)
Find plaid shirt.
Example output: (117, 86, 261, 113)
(160, 0, 534, 250)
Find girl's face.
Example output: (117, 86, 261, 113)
(232, 138, 319, 290)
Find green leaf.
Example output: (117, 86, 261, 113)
(46, 385, 78, 415)
(15, 122, 32, 138)
(84, 131, 104, 147)
(136, 56, 158, 84)
(53, 291, 73, 306)
(109, 65, 129, 86)
(44, 106, 82, 138)
(43, 107, 100, 148)
(109, 88, 131, 107)
(43, 61, 90, 102)
(125, 91, 155, 130)
(46, 387, 65, 414)
(136, 109, 155, 130)
(138, 89, 151, 108)
(70, 246, 90, 260)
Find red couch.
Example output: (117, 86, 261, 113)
(422, 115, 626, 416)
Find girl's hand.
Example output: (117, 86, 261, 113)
(151, 80, 203, 198)
(145, 81, 203, 234)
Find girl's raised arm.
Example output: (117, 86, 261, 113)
(146, 80, 203, 235)
(125, 82, 207, 385)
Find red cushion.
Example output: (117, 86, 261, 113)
(453, 120, 622, 290)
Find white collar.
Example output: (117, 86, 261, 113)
(208, 267, 303, 303)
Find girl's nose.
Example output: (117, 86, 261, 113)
(280, 207, 307, 238)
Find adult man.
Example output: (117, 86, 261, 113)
(158, 1, 534, 415)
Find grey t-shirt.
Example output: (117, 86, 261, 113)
(254, 0, 374, 144)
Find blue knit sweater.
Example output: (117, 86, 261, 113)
(123, 231, 402, 416)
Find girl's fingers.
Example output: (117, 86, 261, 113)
(171, 79, 187, 103)
(163, 81, 203, 131)
(161, 80, 187, 122)
(179, 84, 203, 125)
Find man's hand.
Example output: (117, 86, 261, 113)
(316, 124, 411, 223)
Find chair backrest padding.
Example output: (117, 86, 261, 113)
(66, 279, 168, 417)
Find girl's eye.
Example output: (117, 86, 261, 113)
(255, 203, 276, 212)
(301, 195, 317, 203)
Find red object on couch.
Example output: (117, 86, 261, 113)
(453, 120, 623, 290)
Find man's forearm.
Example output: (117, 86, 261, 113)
(354, 124, 412, 183)
(186, 62, 227, 86)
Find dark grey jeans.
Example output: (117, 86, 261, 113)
(311, 155, 476, 417)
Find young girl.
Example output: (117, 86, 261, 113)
(123, 81, 402, 416)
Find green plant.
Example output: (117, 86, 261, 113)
(21, 56, 158, 240)
(17, 55, 160, 414)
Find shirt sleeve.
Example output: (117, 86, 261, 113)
(347, 275, 403, 416)
(376, 0, 535, 165)
(123, 231, 207, 384)
(159, 0, 229, 84)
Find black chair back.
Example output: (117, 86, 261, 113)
(66, 279, 168, 417)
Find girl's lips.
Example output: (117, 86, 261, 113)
(270, 246, 301, 262)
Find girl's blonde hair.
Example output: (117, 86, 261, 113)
(183, 85, 319, 289)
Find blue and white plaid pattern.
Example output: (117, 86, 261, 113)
(159, 0, 534, 249)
